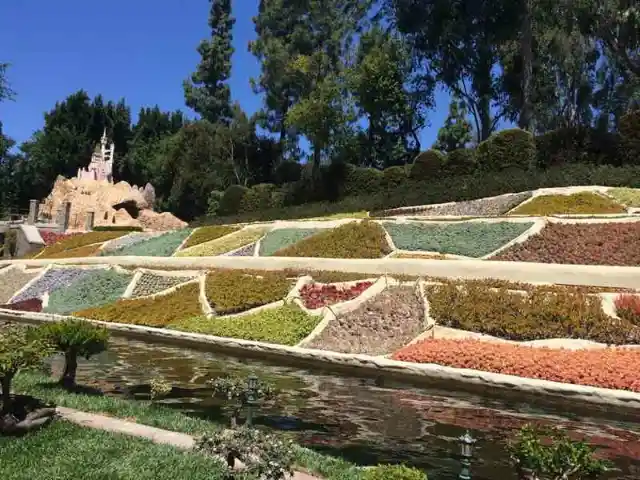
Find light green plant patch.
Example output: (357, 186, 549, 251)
(102, 229, 193, 257)
(508, 192, 626, 215)
(259, 228, 320, 256)
(384, 221, 533, 257)
(176, 227, 268, 257)
(169, 304, 320, 346)
(45, 269, 133, 315)
(607, 187, 640, 208)
(182, 225, 240, 249)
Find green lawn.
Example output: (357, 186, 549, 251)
(0, 420, 227, 480)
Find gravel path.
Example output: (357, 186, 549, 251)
(0, 269, 40, 303)
(305, 286, 424, 355)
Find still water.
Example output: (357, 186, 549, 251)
(49, 336, 640, 479)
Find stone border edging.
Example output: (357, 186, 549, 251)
(3, 309, 639, 410)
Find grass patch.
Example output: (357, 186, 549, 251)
(176, 228, 268, 257)
(103, 229, 193, 257)
(182, 225, 240, 249)
(274, 221, 391, 258)
(205, 269, 292, 315)
(170, 305, 320, 346)
(37, 231, 126, 258)
(384, 221, 532, 257)
(259, 228, 320, 256)
(74, 282, 203, 327)
(508, 192, 626, 215)
(607, 187, 640, 207)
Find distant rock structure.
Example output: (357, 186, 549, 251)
(77, 129, 114, 182)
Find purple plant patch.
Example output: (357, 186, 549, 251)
(224, 242, 256, 256)
(11, 268, 94, 303)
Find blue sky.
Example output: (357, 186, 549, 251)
(0, 0, 451, 149)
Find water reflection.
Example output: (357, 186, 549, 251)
(48, 336, 640, 480)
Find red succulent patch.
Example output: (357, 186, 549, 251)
(299, 281, 373, 309)
(1, 298, 43, 313)
(392, 338, 640, 393)
(39, 230, 79, 246)
(614, 294, 640, 325)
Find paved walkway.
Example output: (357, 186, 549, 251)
(56, 407, 321, 480)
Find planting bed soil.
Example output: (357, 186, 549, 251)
(130, 272, 197, 298)
(607, 187, 640, 208)
(45, 269, 134, 315)
(384, 221, 532, 257)
(223, 242, 256, 256)
(75, 282, 202, 327)
(299, 281, 373, 309)
(392, 338, 640, 393)
(11, 268, 93, 304)
(425, 283, 640, 345)
(37, 231, 126, 258)
(258, 228, 320, 256)
(508, 192, 626, 215)
(1, 298, 43, 312)
(492, 222, 640, 266)
(0, 269, 39, 303)
(182, 225, 239, 249)
(305, 286, 424, 355)
(176, 228, 268, 257)
(274, 221, 392, 258)
(169, 304, 319, 346)
(103, 229, 193, 257)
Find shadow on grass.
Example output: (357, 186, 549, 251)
(35, 381, 106, 397)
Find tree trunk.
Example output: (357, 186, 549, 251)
(60, 350, 78, 388)
(519, 0, 534, 132)
(1, 375, 12, 414)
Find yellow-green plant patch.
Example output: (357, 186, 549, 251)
(176, 228, 268, 257)
(508, 192, 626, 215)
(607, 187, 640, 208)
(42, 243, 104, 259)
(182, 225, 240, 249)
(38, 231, 126, 258)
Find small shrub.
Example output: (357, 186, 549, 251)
(40, 319, 109, 387)
(241, 183, 277, 212)
(183, 225, 239, 249)
(274, 161, 302, 185)
(205, 269, 292, 315)
(614, 294, 640, 326)
(38, 231, 125, 258)
(444, 148, 477, 175)
(508, 192, 626, 215)
(620, 109, 640, 165)
(381, 166, 407, 189)
(344, 167, 383, 197)
(149, 377, 172, 400)
(207, 190, 224, 215)
(410, 150, 446, 179)
(209, 375, 275, 427)
(477, 128, 536, 171)
(362, 465, 428, 480)
(218, 185, 249, 216)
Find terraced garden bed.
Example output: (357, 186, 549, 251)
(273, 221, 391, 258)
(37, 231, 126, 258)
(425, 283, 640, 344)
(39, 231, 79, 246)
(508, 192, 626, 215)
(130, 272, 198, 298)
(176, 228, 267, 257)
(181, 225, 239, 249)
(169, 304, 319, 345)
(103, 229, 193, 257)
(492, 221, 640, 266)
(384, 221, 533, 257)
(205, 269, 291, 315)
(45, 269, 134, 315)
(75, 282, 202, 327)
(615, 294, 640, 325)
(223, 242, 256, 256)
(392, 338, 640, 393)
(305, 286, 424, 355)
(0, 268, 40, 303)
(425, 276, 634, 294)
(11, 267, 94, 303)
(258, 228, 320, 256)
(299, 281, 373, 309)
(43, 243, 104, 259)
(1, 297, 43, 312)
(607, 187, 640, 208)
(100, 231, 163, 252)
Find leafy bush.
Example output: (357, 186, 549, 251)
(131, 272, 197, 298)
(614, 294, 640, 326)
(183, 225, 239, 249)
(362, 465, 428, 480)
(384, 221, 532, 257)
(607, 187, 640, 207)
(444, 148, 477, 175)
(241, 183, 277, 212)
(392, 338, 640, 392)
(381, 166, 408, 188)
(170, 305, 319, 345)
(478, 128, 536, 171)
(93, 225, 143, 232)
(206, 190, 224, 215)
(176, 227, 267, 257)
(344, 166, 383, 197)
(426, 283, 639, 345)
(620, 109, 640, 165)
(508, 192, 626, 215)
(40, 319, 109, 387)
(259, 228, 320, 256)
(218, 184, 249, 216)
(38, 231, 126, 258)
(205, 269, 292, 315)
(274, 161, 302, 185)
(273, 221, 391, 258)
(45, 269, 133, 315)
(410, 150, 446, 179)
(535, 126, 621, 167)
(103, 229, 192, 257)
(75, 282, 202, 327)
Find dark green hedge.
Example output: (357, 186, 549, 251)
(620, 110, 640, 165)
(410, 149, 446, 179)
(478, 128, 535, 171)
(535, 126, 622, 167)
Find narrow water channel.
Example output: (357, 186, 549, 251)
(49, 336, 640, 480)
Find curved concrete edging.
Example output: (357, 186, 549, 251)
(3, 309, 639, 410)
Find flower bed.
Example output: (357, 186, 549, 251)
(305, 286, 424, 355)
(45, 269, 134, 315)
(426, 283, 640, 345)
(169, 304, 319, 346)
(607, 187, 640, 208)
(205, 269, 291, 315)
(223, 242, 256, 256)
(273, 221, 391, 258)
(258, 228, 320, 256)
(492, 222, 640, 266)
(37, 231, 126, 258)
(508, 192, 626, 215)
(392, 339, 640, 393)
(41, 243, 103, 259)
(100, 232, 163, 252)
(74, 282, 202, 327)
(11, 268, 94, 303)
(614, 294, 640, 325)
(130, 272, 197, 298)
(0, 269, 40, 303)
(39, 231, 79, 246)
(299, 281, 373, 309)
(176, 228, 267, 257)
(384, 221, 532, 257)
(103, 229, 193, 257)
(182, 225, 239, 249)
(0, 298, 43, 312)
(426, 276, 632, 294)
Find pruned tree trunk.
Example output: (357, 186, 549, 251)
(519, 0, 534, 132)
(60, 350, 78, 388)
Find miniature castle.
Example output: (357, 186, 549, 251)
(76, 129, 114, 182)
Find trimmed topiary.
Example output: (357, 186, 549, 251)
(620, 109, 640, 165)
(344, 166, 383, 197)
(240, 183, 277, 213)
(477, 128, 535, 172)
(218, 185, 249, 216)
(410, 149, 446, 179)
(444, 148, 477, 175)
(381, 166, 408, 188)
(362, 465, 428, 480)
